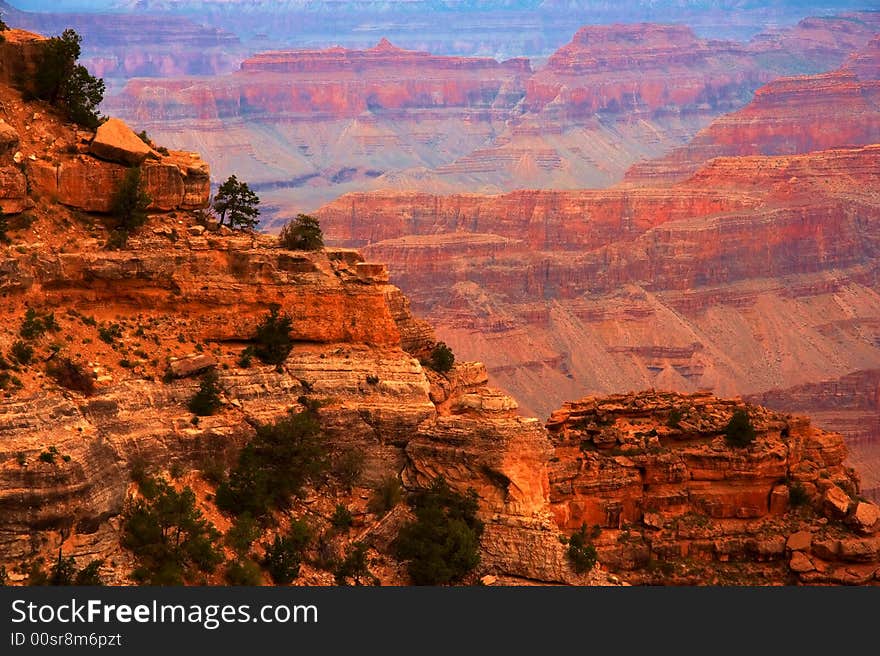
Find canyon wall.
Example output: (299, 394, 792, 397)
(104, 16, 880, 219)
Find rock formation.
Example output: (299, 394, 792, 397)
(0, 51, 609, 586)
(546, 391, 880, 585)
(315, 142, 880, 504)
(105, 15, 880, 218)
(625, 35, 880, 185)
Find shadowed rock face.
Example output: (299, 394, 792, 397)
(545, 390, 880, 585)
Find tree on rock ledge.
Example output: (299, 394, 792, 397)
(212, 175, 260, 231)
(279, 214, 324, 251)
(33, 29, 104, 129)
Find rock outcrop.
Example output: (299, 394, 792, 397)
(546, 390, 880, 585)
(0, 42, 210, 217)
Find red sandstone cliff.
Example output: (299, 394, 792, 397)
(625, 36, 880, 185)
(105, 16, 880, 218)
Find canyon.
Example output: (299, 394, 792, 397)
(2, 27, 879, 587)
(313, 38, 880, 500)
(103, 13, 880, 219)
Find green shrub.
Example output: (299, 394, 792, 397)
(566, 523, 599, 574)
(42, 552, 104, 586)
(20, 308, 58, 340)
(261, 520, 312, 584)
(11, 340, 34, 365)
(278, 214, 323, 251)
(46, 356, 95, 395)
(426, 342, 455, 373)
(225, 513, 260, 557)
(122, 475, 223, 585)
(0, 215, 8, 244)
(188, 369, 223, 416)
(39, 446, 59, 464)
(108, 167, 151, 247)
(252, 304, 293, 366)
(368, 475, 402, 515)
(333, 448, 364, 490)
(225, 558, 262, 586)
(395, 477, 483, 586)
(215, 410, 329, 518)
(667, 408, 683, 428)
(98, 323, 122, 344)
(237, 346, 254, 368)
(724, 409, 756, 448)
(330, 504, 354, 532)
(334, 542, 378, 586)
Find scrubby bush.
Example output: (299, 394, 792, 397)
(252, 304, 293, 366)
(566, 523, 599, 574)
(122, 475, 223, 585)
(215, 410, 329, 518)
(330, 504, 354, 532)
(46, 356, 96, 396)
(334, 542, 378, 586)
(0, 215, 9, 244)
(724, 408, 756, 448)
(667, 407, 683, 428)
(333, 448, 364, 490)
(426, 342, 455, 373)
(225, 558, 262, 586)
(225, 512, 260, 557)
(262, 520, 312, 584)
(11, 340, 34, 365)
(368, 475, 403, 515)
(395, 477, 483, 586)
(20, 308, 59, 340)
(188, 369, 223, 416)
(278, 214, 323, 251)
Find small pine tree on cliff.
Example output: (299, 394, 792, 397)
(108, 167, 151, 247)
(279, 214, 324, 251)
(213, 175, 260, 231)
(33, 29, 104, 129)
(395, 477, 483, 586)
(0, 13, 9, 31)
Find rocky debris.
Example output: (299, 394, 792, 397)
(0, 166, 27, 214)
(168, 353, 218, 379)
(89, 118, 154, 166)
(0, 122, 20, 154)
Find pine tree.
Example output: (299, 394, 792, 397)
(212, 175, 261, 230)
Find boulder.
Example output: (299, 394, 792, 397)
(89, 118, 153, 166)
(823, 486, 852, 518)
(789, 551, 815, 573)
(851, 502, 880, 535)
(0, 122, 19, 155)
(786, 530, 812, 552)
(168, 353, 218, 379)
